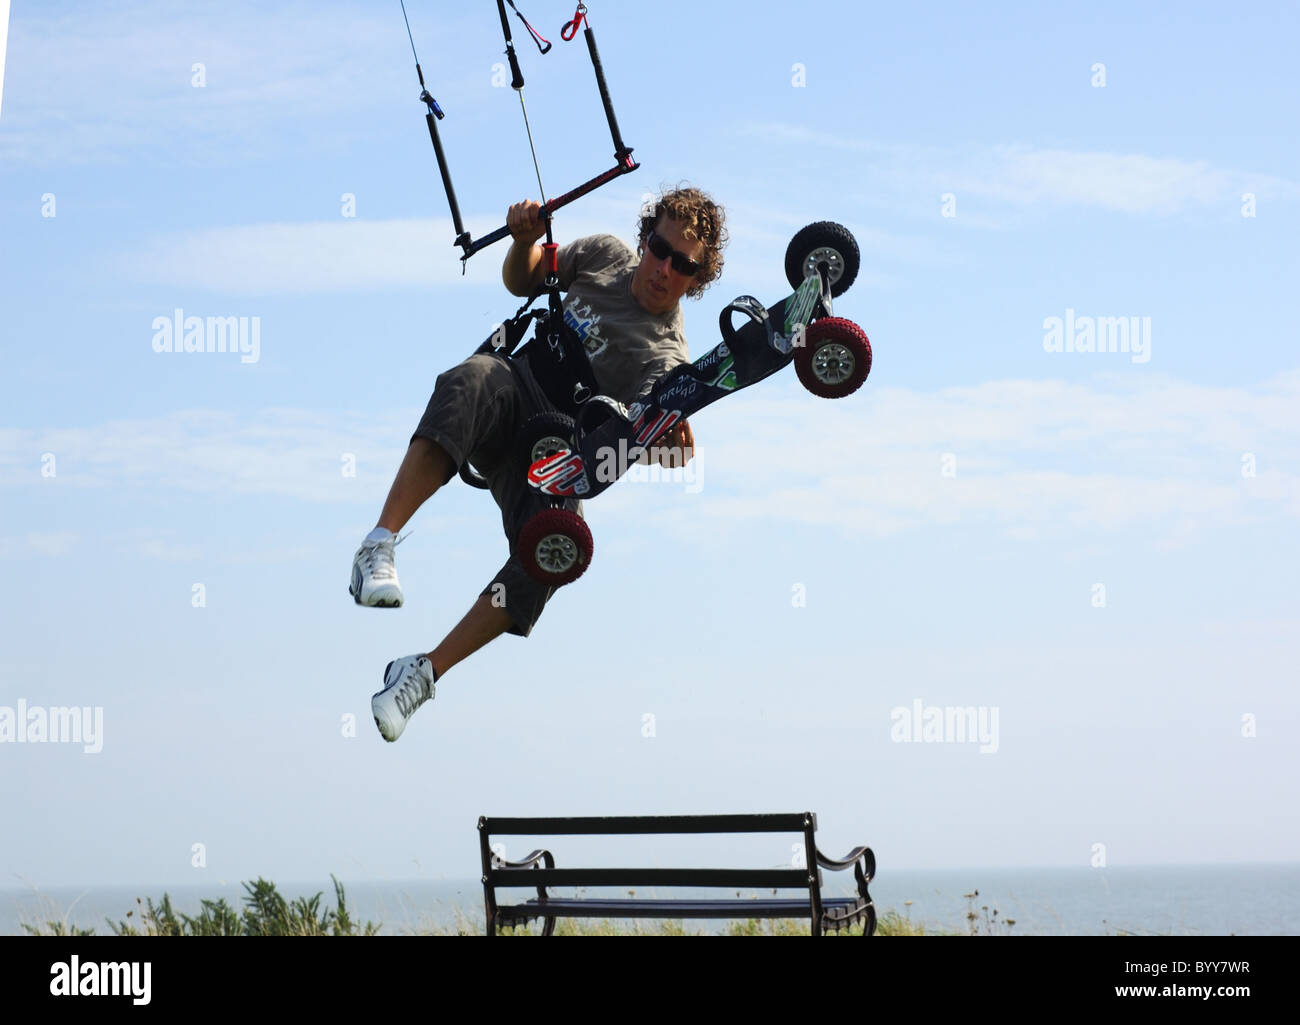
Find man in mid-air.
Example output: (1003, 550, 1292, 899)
(350, 185, 728, 741)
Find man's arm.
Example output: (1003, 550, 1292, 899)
(502, 200, 549, 296)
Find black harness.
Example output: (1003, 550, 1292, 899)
(475, 287, 601, 418)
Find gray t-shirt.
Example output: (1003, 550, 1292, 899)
(555, 233, 690, 405)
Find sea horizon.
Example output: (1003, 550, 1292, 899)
(5, 862, 1297, 936)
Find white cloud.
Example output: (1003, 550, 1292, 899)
(738, 123, 1299, 216)
(129, 218, 484, 293)
(0, 1, 476, 166)
(123, 213, 623, 293)
(602, 369, 1300, 547)
(116, 529, 205, 562)
(0, 408, 417, 504)
(4, 372, 1298, 551)
(110, 527, 320, 563)
(0, 532, 79, 559)
(120, 201, 906, 296)
(957, 146, 1233, 215)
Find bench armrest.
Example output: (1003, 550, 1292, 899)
(815, 845, 872, 872)
(815, 846, 875, 910)
(492, 847, 555, 871)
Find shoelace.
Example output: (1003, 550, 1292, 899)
(392, 662, 431, 712)
(361, 532, 408, 582)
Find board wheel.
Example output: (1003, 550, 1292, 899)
(795, 317, 872, 399)
(518, 507, 593, 586)
(517, 412, 577, 473)
(784, 221, 860, 298)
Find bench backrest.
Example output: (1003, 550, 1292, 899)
(479, 812, 824, 890)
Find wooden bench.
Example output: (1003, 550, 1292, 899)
(478, 812, 876, 936)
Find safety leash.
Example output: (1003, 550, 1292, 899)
(495, 0, 548, 206)
(505, 0, 552, 54)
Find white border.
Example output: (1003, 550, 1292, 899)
(0, 0, 11, 120)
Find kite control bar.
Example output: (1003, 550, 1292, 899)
(465, 150, 638, 259)
(402, 0, 639, 265)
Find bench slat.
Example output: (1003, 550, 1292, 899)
(481, 813, 815, 835)
(489, 868, 818, 888)
(496, 897, 868, 920)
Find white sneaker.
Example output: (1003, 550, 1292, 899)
(350, 529, 405, 608)
(372, 655, 436, 742)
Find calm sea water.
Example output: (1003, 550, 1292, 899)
(4, 864, 1296, 936)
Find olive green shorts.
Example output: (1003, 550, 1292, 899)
(412, 352, 582, 637)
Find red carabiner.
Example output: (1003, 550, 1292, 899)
(561, 2, 588, 41)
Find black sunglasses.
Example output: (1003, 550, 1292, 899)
(644, 230, 701, 276)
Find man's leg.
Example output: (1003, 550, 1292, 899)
(427, 352, 580, 662)
(376, 436, 454, 535)
(425, 592, 514, 679)
(373, 590, 512, 742)
(354, 354, 517, 609)
(375, 352, 518, 534)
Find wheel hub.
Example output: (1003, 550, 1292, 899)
(531, 436, 571, 463)
(535, 533, 579, 573)
(803, 246, 845, 286)
(812, 342, 855, 385)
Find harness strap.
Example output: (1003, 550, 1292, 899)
(520, 319, 600, 416)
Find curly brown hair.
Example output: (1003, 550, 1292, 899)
(636, 184, 727, 300)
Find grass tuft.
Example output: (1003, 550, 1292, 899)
(18, 878, 980, 936)
(21, 875, 380, 937)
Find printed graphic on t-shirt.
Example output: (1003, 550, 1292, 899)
(563, 298, 607, 358)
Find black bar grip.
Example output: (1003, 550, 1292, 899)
(496, 0, 525, 89)
(427, 112, 466, 242)
(469, 222, 515, 256)
(507, 47, 525, 90)
(584, 27, 628, 161)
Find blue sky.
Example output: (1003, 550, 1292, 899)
(1, 0, 1297, 891)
